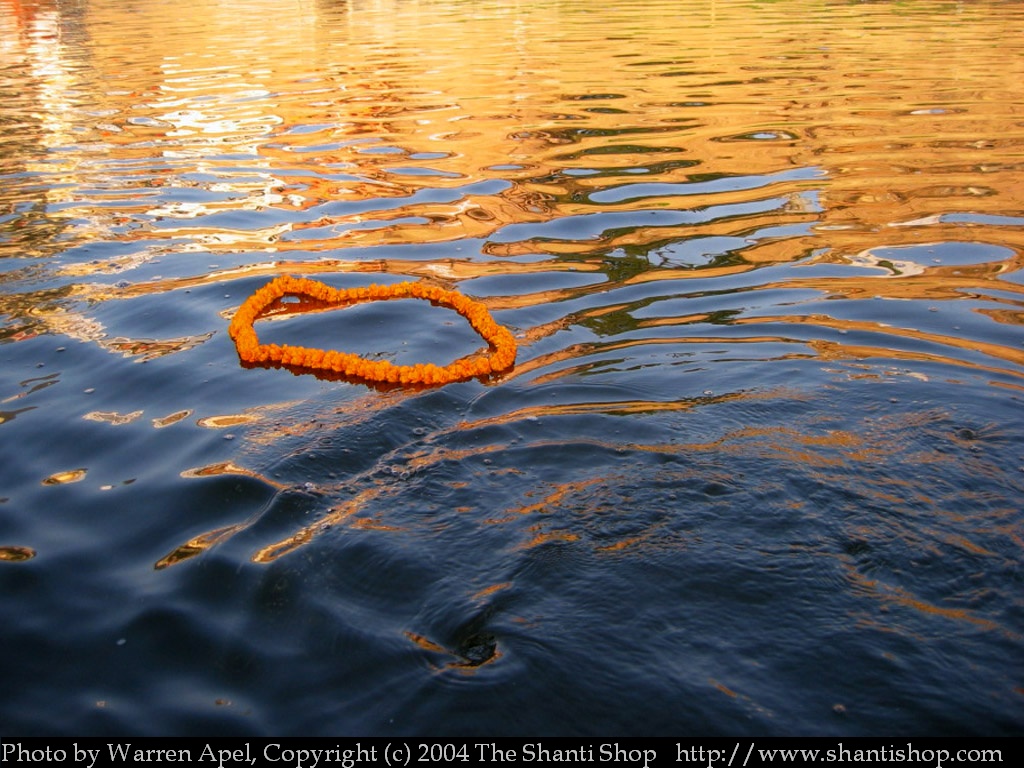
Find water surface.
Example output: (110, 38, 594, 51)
(1, 0, 1023, 735)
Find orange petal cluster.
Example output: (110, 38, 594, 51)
(228, 275, 517, 386)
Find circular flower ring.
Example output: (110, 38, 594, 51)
(229, 275, 516, 386)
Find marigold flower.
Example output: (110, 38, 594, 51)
(228, 275, 517, 386)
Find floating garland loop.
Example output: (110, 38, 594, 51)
(229, 275, 516, 386)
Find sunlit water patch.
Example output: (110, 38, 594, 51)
(1, 0, 1023, 735)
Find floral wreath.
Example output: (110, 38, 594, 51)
(229, 275, 516, 386)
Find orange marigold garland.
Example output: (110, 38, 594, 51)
(228, 275, 516, 386)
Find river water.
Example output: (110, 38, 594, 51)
(1, 0, 1022, 736)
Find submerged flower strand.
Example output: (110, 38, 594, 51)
(228, 275, 516, 385)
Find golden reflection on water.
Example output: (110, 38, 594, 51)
(41, 467, 87, 485)
(2, 0, 1021, 365)
(5, 1, 1021, 243)
(0, 545, 36, 561)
